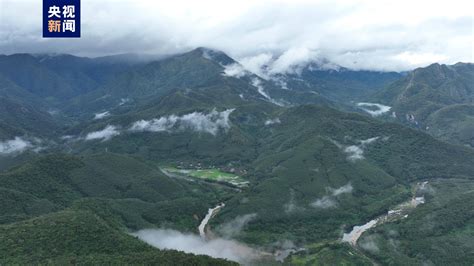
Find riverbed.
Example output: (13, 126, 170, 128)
(198, 203, 225, 239)
(342, 181, 428, 246)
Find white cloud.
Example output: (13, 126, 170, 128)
(132, 229, 261, 264)
(237, 49, 340, 82)
(93, 111, 111, 120)
(342, 137, 380, 161)
(130, 116, 179, 132)
(330, 183, 353, 196)
(359, 236, 380, 253)
(269, 47, 318, 75)
(311, 183, 353, 209)
(130, 109, 235, 135)
(0, 137, 32, 155)
(344, 145, 364, 161)
(47, 109, 59, 115)
(239, 53, 274, 78)
(284, 189, 305, 213)
(1, 0, 472, 71)
(357, 103, 391, 117)
(251, 78, 284, 106)
(392, 51, 449, 66)
(78, 109, 234, 142)
(360, 137, 379, 145)
(118, 98, 130, 106)
(181, 109, 234, 135)
(222, 63, 248, 78)
(311, 196, 337, 209)
(84, 125, 120, 141)
(265, 118, 281, 126)
(217, 213, 257, 239)
(272, 240, 304, 262)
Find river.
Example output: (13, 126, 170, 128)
(342, 181, 428, 246)
(198, 203, 225, 239)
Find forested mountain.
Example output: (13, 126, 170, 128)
(374, 62, 474, 147)
(0, 48, 473, 265)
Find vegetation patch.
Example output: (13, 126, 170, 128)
(162, 166, 249, 188)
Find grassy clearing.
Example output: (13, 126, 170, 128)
(162, 167, 249, 188)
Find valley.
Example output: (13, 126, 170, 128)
(342, 181, 428, 246)
(0, 47, 472, 265)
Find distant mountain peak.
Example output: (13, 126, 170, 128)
(32, 53, 69, 59)
(193, 47, 236, 66)
(305, 60, 343, 72)
(454, 62, 473, 66)
(1, 53, 38, 63)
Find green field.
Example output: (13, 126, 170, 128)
(162, 167, 249, 188)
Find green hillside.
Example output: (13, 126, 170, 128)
(0, 48, 473, 264)
(0, 73, 59, 139)
(0, 153, 237, 264)
(64, 48, 337, 118)
(425, 104, 474, 147)
(0, 209, 235, 265)
(0, 153, 232, 225)
(209, 105, 474, 245)
(65, 90, 474, 261)
(0, 54, 77, 100)
(286, 65, 401, 102)
(374, 62, 474, 147)
(358, 178, 474, 265)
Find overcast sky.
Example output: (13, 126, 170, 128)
(0, 0, 472, 71)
